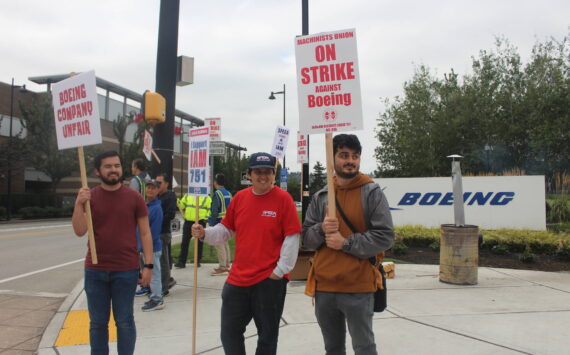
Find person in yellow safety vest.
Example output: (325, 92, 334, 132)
(208, 173, 232, 276)
(174, 193, 211, 268)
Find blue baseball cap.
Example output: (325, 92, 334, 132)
(248, 152, 276, 169)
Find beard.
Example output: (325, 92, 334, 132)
(336, 170, 358, 179)
(99, 173, 122, 186)
(335, 164, 359, 179)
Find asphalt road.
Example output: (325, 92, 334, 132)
(0, 218, 86, 354)
(0, 219, 86, 293)
(0, 217, 184, 354)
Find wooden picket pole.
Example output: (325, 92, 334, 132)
(192, 198, 200, 355)
(325, 133, 336, 216)
(77, 146, 97, 264)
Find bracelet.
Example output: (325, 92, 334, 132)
(143, 264, 154, 269)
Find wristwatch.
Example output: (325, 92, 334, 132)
(342, 237, 352, 251)
(143, 264, 154, 269)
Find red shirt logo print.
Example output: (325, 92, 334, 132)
(261, 210, 277, 218)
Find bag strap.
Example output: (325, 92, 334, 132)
(335, 197, 376, 266)
(335, 197, 357, 234)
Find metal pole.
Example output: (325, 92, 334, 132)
(452, 160, 465, 226)
(180, 126, 184, 196)
(282, 83, 286, 170)
(301, 0, 310, 222)
(6, 78, 15, 220)
(152, 0, 179, 186)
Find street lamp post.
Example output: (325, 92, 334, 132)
(6, 79, 26, 221)
(268, 84, 286, 170)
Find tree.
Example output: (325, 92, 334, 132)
(375, 34, 570, 179)
(111, 112, 146, 180)
(286, 173, 301, 202)
(310, 161, 326, 194)
(19, 95, 79, 193)
(213, 150, 248, 195)
(112, 112, 133, 161)
(0, 106, 29, 177)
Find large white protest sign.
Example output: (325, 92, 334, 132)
(205, 117, 221, 141)
(187, 127, 210, 196)
(297, 131, 308, 164)
(51, 71, 102, 150)
(143, 130, 153, 161)
(295, 29, 363, 134)
(271, 125, 290, 160)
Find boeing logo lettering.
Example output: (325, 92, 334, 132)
(396, 192, 515, 207)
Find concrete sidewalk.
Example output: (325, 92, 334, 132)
(38, 264, 570, 355)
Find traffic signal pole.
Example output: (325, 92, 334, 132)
(151, 0, 180, 185)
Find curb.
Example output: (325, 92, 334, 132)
(37, 278, 84, 354)
(0, 217, 71, 225)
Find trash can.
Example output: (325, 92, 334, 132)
(439, 224, 479, 285)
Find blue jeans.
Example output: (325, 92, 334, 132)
(84, 268, 139, 355)
(149, 251, 162, 302)
(220, 278, 288, 355)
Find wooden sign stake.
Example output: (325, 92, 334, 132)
(325, 133, 336, 217)
(77, 146, 98, 264)
(192, 199, 199, 355)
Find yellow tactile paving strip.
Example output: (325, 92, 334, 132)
(55, 310, 117, 346)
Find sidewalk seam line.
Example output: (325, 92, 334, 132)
(400, 315, 534, 354)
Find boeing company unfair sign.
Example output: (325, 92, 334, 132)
(376, 176, 546, 230)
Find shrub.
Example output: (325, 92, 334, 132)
(394, 225, 570, 257)
(429, 240, 440, 252)
(518, 250, 536, 263)
(18, 206, 67, 219)
(395, 225, 439, 247)
(491, 244, 510, 255)
(555, 246, 570, 261)
(63, 205, 74, 216)
(19, 206, 44, 219)
(547, 196, 570, 223)
(0, 206, 6, 220)
(391, 240, 408, 255)
(44, 206, 61, 217)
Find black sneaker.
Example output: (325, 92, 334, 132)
(168, 279, 177, 289)
(142, 299, 164, 312)
(162, 290, 170, 297)
(174, 263, 186, 269)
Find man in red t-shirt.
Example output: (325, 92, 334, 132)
(192, 152, 301, 355)
(72, 151, 153, 355)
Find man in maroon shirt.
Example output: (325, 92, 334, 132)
(72, 151, 153, 355)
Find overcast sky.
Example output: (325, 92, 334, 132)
(1, 0, 569, 174)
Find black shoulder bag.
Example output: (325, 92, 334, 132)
(335, 198, 387, 312)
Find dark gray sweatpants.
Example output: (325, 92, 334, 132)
(315, 291, 377, 355)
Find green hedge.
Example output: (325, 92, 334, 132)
(394, 225, 570, 256)
(18, 206, 74, 219)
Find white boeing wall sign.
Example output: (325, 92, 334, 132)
(375, 176, 546, 230)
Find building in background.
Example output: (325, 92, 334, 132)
(0, 74, 246, 214)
